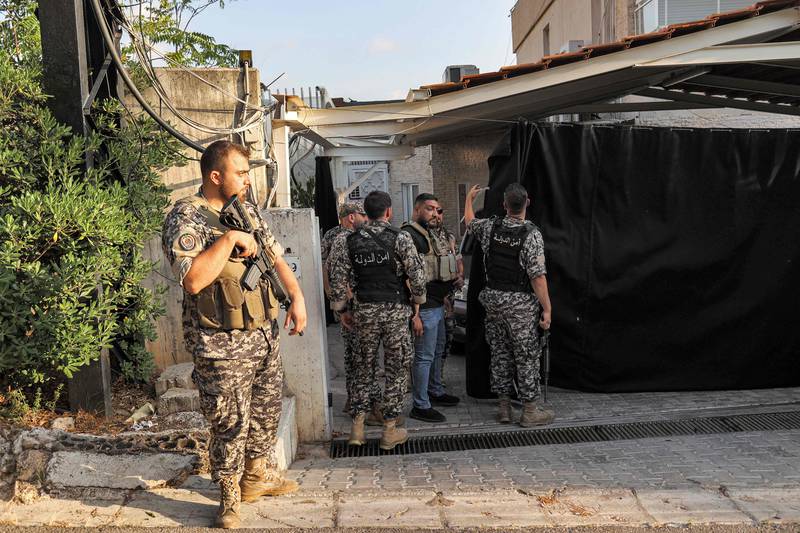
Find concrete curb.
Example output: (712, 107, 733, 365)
(0, 485, 797, 528)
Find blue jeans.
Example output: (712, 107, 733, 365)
(412, 306, 447, 409)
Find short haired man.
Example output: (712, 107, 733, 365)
(320, 202, 381, 418)
(162, 140, 307, 528)
(327, 190, 426, 450)
(402, 193, 461, 423)
(464, 183, 553, 427)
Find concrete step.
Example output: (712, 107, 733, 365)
(155, 362, 196, 397)
(157, 388, 201, 416)
(274, 396, 298, 471)
(46, 451, 197, 490)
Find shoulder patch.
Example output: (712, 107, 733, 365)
(179, 233, 197, 251)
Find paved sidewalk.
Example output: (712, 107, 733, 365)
(2, 480, 799, 528)
(1, 326, 798, 529)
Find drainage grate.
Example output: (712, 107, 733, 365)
(329, 410, 800, 458)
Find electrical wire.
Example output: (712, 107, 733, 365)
(89, 0, 205, 153)
(108, 2, 265, 136)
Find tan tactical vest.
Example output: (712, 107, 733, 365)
(179, 194, 279, 330)
(403, 221, 458, 283)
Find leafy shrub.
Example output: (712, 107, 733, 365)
(0, 44, 184, 395)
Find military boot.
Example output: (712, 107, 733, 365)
(366, 404, 406, 427)
(379, 418, 408, 451)
(348, 413, 366, 446)
(497, 395, 512, 424)
(365, 404, 383, 426)
(519, 402, 554, 428)
(239, 457, 299, 502)
(215, 475, 241, 529)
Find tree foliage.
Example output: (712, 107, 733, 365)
(123, 0, 238, 69)
(0, 3, 186, 396)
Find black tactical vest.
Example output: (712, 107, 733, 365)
(485, 217, 535, 293)
(347, 225, 406, 303)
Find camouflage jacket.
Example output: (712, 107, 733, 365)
(161, 188, 284, 348)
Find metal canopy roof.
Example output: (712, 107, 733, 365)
(293, 3, 800, 151)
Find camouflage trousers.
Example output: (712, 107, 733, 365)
(351, 302, 413, 420)
(192, 321, 283, 481)
(336, 309, 382, 408)
(479, 289, 542, 403)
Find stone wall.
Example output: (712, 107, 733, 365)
(388, 146, 434, 226)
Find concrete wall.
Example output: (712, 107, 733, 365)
(261, 209, 331, 443)
(513, 0, 593, 63)
(122, 68, 269, 371)
(431, 132, 504, 238)
(388, 146, 434, 225)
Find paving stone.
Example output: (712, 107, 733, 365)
(635, 488, 752, 525)
(728, 487, 800, 524)
(113, 489, 215, 527)
(534, 488, 650, 526)
(443, 492, 551, 528)
(338, 493, 441, 528)
(0, 495, 124, 527)
(47, 451, 196, 490)
(157, 387, 201, 415)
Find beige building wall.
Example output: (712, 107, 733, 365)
(388, 146, 434, 226)
(431, 133, 504, 239)
(513, 0, 594, 64)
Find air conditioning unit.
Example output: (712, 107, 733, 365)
(559, 40, 585, 54)
(442, 64, 479, 83)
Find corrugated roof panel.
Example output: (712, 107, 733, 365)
(756, 0, 800, 14)
(543, 49, 591, 67)
(667, 19, 717, 36)
(421, 82, 466, 97)
(462, 71, 508, 87)
(625, 29, 674, 47)
(499, 61, 550, 77)
(707, 5, 760, 24)
(581, 41, 631, 57)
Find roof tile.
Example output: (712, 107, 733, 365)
(415, 0, 798, 96)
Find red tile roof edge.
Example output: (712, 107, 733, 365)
(415, 0, 799, 95)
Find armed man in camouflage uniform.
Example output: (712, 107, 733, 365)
(327, 190, 426, 450)
(162, 140, 307, 529)
(320, 202, 382, 419)
(463, 183, 554, 428)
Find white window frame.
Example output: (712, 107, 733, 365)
(401, 183, 420, 223)
(634, 0, 659, 34)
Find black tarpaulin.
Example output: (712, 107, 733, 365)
(466, 122, 800, 394)
(314, 156, 339, 234)
(314, 156, 339, 325)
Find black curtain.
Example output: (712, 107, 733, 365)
(467, 122, 800, 393)
(314, 156, 339, 325)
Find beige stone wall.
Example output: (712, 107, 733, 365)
(388, 146, 434, 226)
(513, 0, 593, 63)
(431, 132, 504, 239)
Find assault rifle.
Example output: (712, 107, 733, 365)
(540, 328, 551, 403)
(219, 194, 290, 309)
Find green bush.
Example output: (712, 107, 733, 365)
(0, 45, 185, 395)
